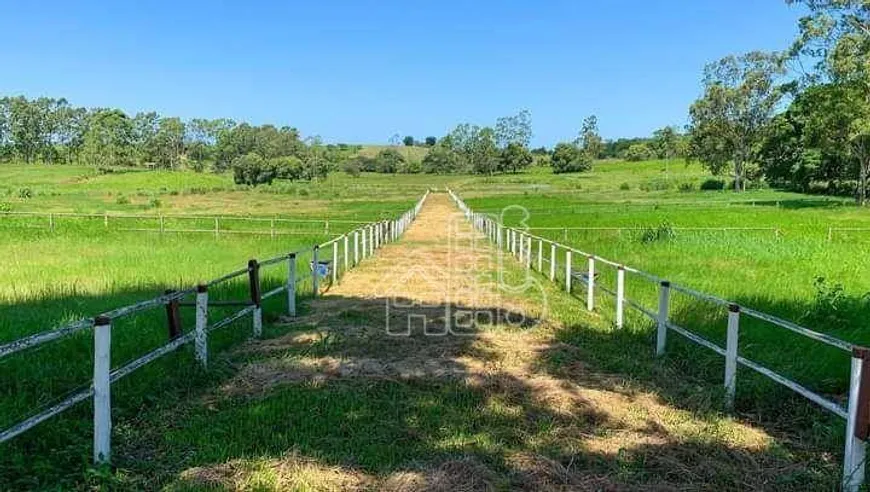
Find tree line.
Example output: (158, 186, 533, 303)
(687, 0, 870, 204)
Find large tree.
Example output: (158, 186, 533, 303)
(576, 115, 603, 159)
(688, 51, 786, 191)
(495, 109, 532, 149)
(788, 0, 870, 204)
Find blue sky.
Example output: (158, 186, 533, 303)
(0, 1, 804, 146)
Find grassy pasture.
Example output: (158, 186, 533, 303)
(463, 159, 870, 406)
(0, 159, 867, 488)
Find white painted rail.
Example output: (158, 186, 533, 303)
(447, 188, 869, 492)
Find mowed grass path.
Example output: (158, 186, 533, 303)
(70, 193, 838, 491)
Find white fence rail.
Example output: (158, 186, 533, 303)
(0, 191, 430, 463)
(447, 188, 869, 492)
(0, 210, 377, 238)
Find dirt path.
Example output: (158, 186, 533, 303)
(180, 193, 820, 491)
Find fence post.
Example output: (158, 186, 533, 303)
(656, 281, 670, 355)
(369, 226, 374, 255)
(843, 347, 869, 492)
(49, 213, 54, 232)
(616, 266, 625, 329)
(344, 235, 349, 272)
(497, 225, 503, 249)
(312, 246, 320, 297)
(354, 231, 359, 265)
(164, 290, 182, 340)
(332, 242, 338, 284)
(270, 218, 275, 239)
(550, 244, 557, 281)
(565, 250, 572, 292)
(103, 213, 108, 229)
(526, 236, 532, 269)
(159, 215, 165, 235)
(361, 228, 367, 259)
(724, 303, 740, 409)
(93, 315, 112, 465)
(537, 239, 543, 272)
(195, 284, 208, 368)
(214, 217, 219, 239)
(287, 253, 296, 316)
(249, 259, 262, 338)
(587, 256, 595, 311)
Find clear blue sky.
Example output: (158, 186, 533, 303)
(0, 0, 804, 146)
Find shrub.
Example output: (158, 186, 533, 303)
(374, 149, 404, 173)
(640, 222, 676, 244)
(115, 195, 130, 205)
(0, 202, 11, 212)
(422, 146, 462, 174)
(639, 179, 671, 191)
(17, 187, 33, 199)
(700, 179, 725, 191)
(271, 156, 305, 181)
(147, 197, 162, 209)
(619, 182, 631, 191)
(342, 160, 361, 177)
(624, 143, 652, 162)
(678, 182, 696, 192)
(232, 153, 276, 186)
(551, 143, 591, 174)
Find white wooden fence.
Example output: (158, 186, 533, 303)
(447, 188, 869, 492)
(0, 210, 372, 238)
(0, 191, 430, 464)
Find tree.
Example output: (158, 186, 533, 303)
(624, 143, 652, 162)
(271, 155, 305, 180)
(688, 51, 786, 191)
(577, 115, 603, 159)
(422, 145, 462, 174)
(402, 136, 415, 146)
(232, 152, 275, 186)
(374, 148, 404, 173)
(652, 126, 680, 160)
(424, 136, 437, 146)
(788, 0, 870, 204)
(155, 117, 185, 169)
(82, 109, 134, 168)
(495, 109, 532, 148)
(550, 142, 591, 174)
(500, 142, 533, 173)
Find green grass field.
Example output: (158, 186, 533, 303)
(1, 160, 867, 489)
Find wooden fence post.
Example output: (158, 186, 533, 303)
(525, 236, 532, 269)
(103, 213, 108, 229)
(656, 281, 670, 355)
(287, 253, 296, 316)
(565, 250, 572, 292)
(616, 266, 625, 329)
(312, 246, 320, 296)
(550, 244, 557, 281)
(354, 231, 359, 265)
(249, 259, 262, 338)
(843, 347, 869, 491)
(270, 218, 275, 239)
(537, 239, 543, 272)
(724, 303, 740, 408)
(164, 290, 182, 340)
(159, 215, 165, 235)
(195, 284, 208, 368)
(214, 217, 219, 239)
(93, 315, 112, 465)
(586, 256, 595, 311)
(49, 213, 54, 232)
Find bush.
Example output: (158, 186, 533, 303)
(271, 156, 305, 181)
(551, 143, 591, 174)
(0, 202, 11, 212)
(640, 222, 676, 244)
(232, 153, 276, 186)
(147, 197, 162, 209)
(639, 179, 672, 191)
(619, 182, 631, 191)
(700, 179, 726, 191)
(678, 182, 696, 192)
(422, 146, 462, 174)
(374, 149, 404, 173)
(342, 160, 361, 177)
(17, 187, 33, 199)
(624, 143, 652, 162)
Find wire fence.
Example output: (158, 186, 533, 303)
(0, 191, 431, 465)
(448, 188, 870, 492)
